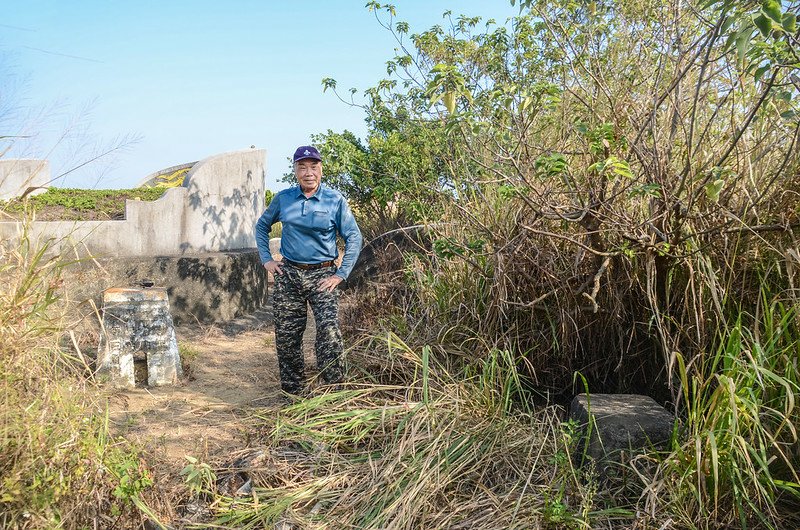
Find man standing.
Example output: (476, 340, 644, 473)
(255, 145, 362, 396)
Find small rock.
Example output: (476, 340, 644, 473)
(569, 393, 674, 464)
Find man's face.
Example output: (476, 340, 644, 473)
(295, 159, 322, 194)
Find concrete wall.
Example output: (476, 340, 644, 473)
(0, 149, 266, 257)
(181, 148, 265, 253)
(1, 150, 269, 326)
(0, 159, 50, 201)
(62, 250, 269, 326)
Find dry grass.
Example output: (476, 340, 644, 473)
(199, 334, 648, 529)
(0, 227, 170, 528)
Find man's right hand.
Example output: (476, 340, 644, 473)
(264, 260, 284, 275)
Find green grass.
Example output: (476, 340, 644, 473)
(639, 280, 800, 529)
(0, 186, 169, 220)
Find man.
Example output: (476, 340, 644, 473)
(255, 145, 362, 396)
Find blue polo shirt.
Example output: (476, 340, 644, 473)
(255, 184, 363, 280)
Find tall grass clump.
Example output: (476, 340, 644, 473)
(0, 228, 160, 528)
(208, 334, 641, 529)
(640, 284, 800, 528)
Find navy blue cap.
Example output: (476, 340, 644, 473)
(293, 145, 322, 163)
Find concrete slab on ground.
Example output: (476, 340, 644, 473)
(569, 393, 674, 464)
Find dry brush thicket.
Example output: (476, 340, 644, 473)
(309, 0, 800, 527)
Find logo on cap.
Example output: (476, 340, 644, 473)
(293, 145, 323, 163)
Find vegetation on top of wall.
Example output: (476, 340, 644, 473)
(0, 186, 169, 221)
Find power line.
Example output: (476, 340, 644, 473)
(0, 23, 36, 32)
(18, 45, 103, 63)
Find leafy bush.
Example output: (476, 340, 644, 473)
(316, 0, 800, 526)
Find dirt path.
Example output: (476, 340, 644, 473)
(107, 306, 316, 466)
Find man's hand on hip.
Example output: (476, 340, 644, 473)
(264, 260, 283, 275)
(318, 275, 343, 292)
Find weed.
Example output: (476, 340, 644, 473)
(109, 450, 154, 504)
(640, 284, 800, 528)
(180, 456, 217, 497)
(0, 226, 165, 528)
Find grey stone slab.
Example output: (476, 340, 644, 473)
(569, 393, 674, 463)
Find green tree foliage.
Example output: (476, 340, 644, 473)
(319, 1, 800, 525)
(310, 127, 450, 235)
(323, 0, 800, 380)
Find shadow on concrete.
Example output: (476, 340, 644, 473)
(62, 250, 269, 329)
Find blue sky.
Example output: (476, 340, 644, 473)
(2, 1, 517, 191)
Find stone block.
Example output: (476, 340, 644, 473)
(569, 393, 674, 463)
(267, 237, 281, 283)
(97, 287, 182, 387)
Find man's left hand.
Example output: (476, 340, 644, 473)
(318, 275, 343, 292)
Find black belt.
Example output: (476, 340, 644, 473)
(284, 259, 336, 270)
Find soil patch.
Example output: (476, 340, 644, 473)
(105, 306, 323, 467)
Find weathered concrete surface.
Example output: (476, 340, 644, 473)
(0, 149, 266, 257)
(61, 250, 268, 326)
(0, 159, 50, 201)
(269, 237, 281, 258)
(569, 393, 674, 462)
(97, 287, 182, 387)
(181, 149, 265, 253)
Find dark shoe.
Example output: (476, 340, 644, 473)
(280, 385, 309, 405)
(281, 384, 303, 396)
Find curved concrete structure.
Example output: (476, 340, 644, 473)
(0, 149, 266, 257)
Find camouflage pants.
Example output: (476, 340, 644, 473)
(273, 264, 343, 394)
